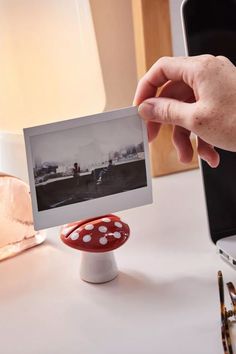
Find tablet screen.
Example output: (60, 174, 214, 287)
(182, 0, 236, 243)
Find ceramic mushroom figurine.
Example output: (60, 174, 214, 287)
(60, 214, 130, 283)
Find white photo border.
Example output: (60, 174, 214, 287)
(24, 106, 152, 230)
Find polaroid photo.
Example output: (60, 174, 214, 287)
(24, 106, 152, 230)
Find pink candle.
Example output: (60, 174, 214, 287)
(0, 173, 46, 260)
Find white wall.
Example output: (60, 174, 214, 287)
(169, 0, 186, 56)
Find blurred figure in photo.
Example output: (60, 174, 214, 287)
(73, 162, 80, 186)
(96, 159, 113, 185)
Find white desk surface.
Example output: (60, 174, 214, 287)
(0, 169, 235, 354)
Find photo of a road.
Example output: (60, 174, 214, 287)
(36, 159, 147, 211)
(29, 113, 148, 212)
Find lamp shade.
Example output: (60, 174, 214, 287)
(0, 0, 105, 132)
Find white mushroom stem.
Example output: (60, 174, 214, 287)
(80, 251, 118, 284)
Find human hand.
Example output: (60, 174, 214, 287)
(134, 55, 236, 167)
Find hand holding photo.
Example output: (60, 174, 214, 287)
(24, 106, 152, 230)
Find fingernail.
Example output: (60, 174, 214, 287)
(202, 157, 218, 168)
(138, 102, 154, 120)
(208, 160, 219, 168)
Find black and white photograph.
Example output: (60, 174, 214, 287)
(24, 107, 152, 230)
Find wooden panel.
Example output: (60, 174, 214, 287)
(132, 0, 198, 176)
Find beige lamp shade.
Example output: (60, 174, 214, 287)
(0, 0, 105, 132)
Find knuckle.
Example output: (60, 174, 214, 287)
(152, 56, 171, 71)
(194, 55, 216, 78)
(216, 55, 229, 62)
(156, 101, 172, 123)
(200, 54, 215, 62)
(157, 56, 171, 65)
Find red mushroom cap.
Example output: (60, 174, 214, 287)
(60, 214, 130, 253)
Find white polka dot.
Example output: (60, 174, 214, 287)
(102, 218, 111, 223)
(113, 231, 121, 239)
(83, 235, 92, 242)
(114, 222, 122, 228)
(99, 237, 108, 245)
(98, 226, 107, 233)
(70, 232, 79, 240)
(62, 227, 74, 236)
(85, 224, 94, 231)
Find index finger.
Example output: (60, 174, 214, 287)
(133, 56, 196, 105)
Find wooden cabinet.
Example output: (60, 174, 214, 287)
(132, 0, 198, 176)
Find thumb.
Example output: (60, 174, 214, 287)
(138, 97, 194, 129)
